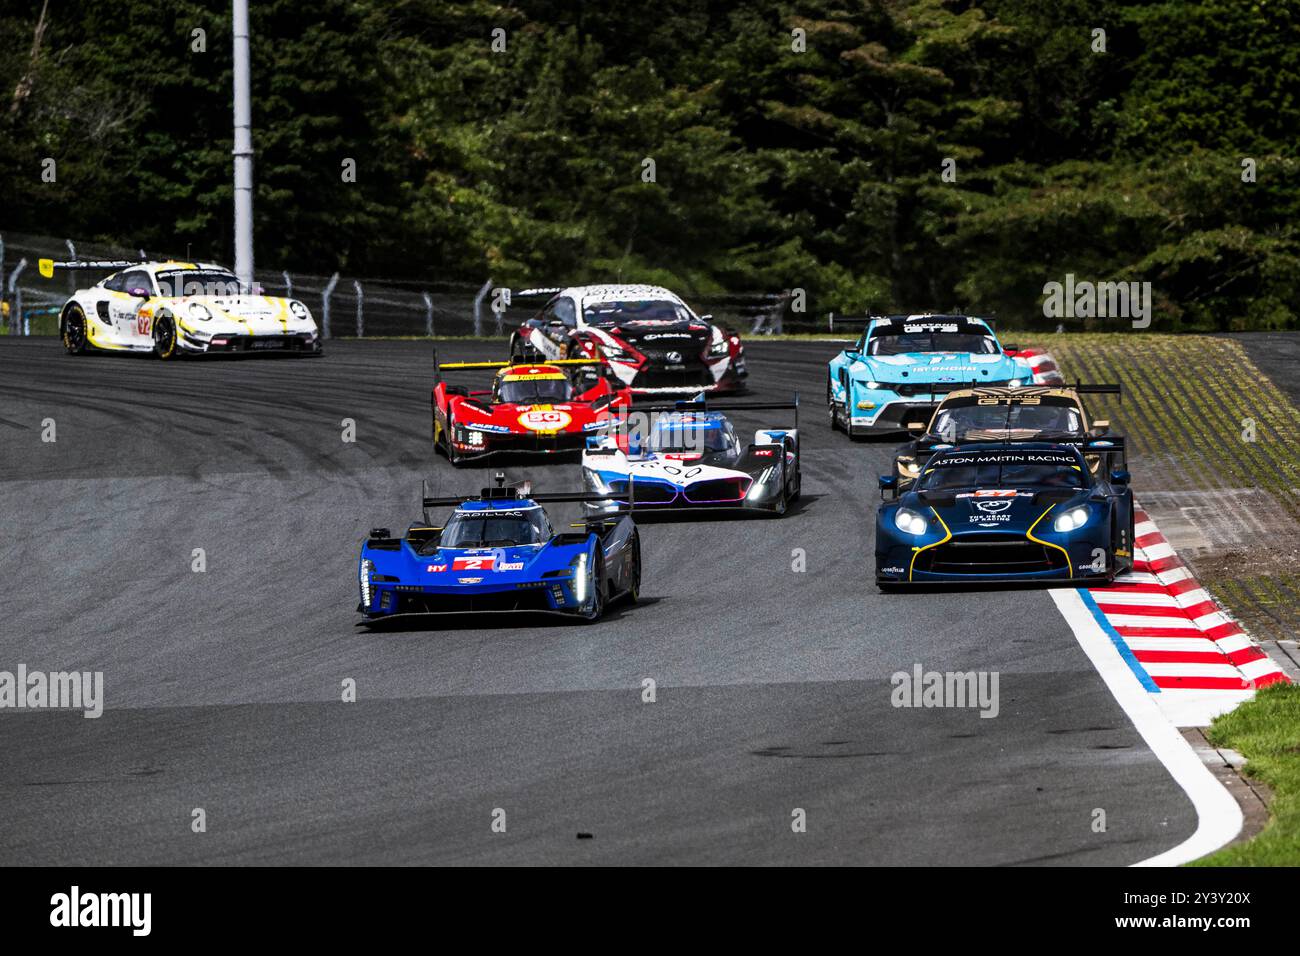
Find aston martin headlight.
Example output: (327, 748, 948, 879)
(187, 302, 213, 321)
(894, 507, 929, 536)
(1052, 506, 1090, 533)
(359, 559, 375, 607)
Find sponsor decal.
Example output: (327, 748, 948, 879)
(426, 564, 448, 572)
(968, 514, 1012, 524)
(881, 566, 906, 575)
(518, 408, 573, 432)
(664, 351, 684, 364)
(458, 577, 483, 584)
(974, 499, 1012, 513)
(936, 452, 1078, 467)
(904, 323, 959, 333)
(453, 556, 496, 571)
(497, 562, 525, 571)
(752, 449, 775, 457)
(466, 422, 512, 433)
(641, 333, 693, 340)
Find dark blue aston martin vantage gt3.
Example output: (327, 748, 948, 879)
(875, 443, 1134, 588)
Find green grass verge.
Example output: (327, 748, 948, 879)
(1193, 683, 1300, 866)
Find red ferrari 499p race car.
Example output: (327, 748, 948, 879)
(432, 351, 632, 465)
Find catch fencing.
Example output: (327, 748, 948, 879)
(0, 231, 796, 339)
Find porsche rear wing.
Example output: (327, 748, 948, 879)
(37, 257, 146, 279)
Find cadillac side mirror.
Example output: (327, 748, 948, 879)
(1110, 469, 1130, 485)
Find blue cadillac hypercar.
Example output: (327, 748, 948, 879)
(875, 444, 1134, 588)
(358, 477, 640, 623)
(828, 315, 1035, 437)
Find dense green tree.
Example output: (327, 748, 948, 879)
(2, 0, 1297, 330)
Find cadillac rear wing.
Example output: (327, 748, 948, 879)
(421, 473, 639, 523)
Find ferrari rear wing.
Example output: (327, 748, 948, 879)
(432, 346, 607, 385)
(38, 257, 146, 279)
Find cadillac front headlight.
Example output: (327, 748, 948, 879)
(359, 559, 375, 607)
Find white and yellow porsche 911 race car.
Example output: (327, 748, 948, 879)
(42, 258, 322, 359)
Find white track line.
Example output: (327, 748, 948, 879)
(1049, 587, 1242, 866)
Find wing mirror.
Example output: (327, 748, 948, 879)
(699, 314, 713, 322)
(1110, 469, 1130, 485)
(1091, 419, 1110, 436)
(906, 421, 926, 433)
(879, 474, 898, 500)
(1002, 343, 1020, 351)
(128, 286, 151, 298)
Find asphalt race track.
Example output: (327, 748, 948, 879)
(0, 338, 1194, 865)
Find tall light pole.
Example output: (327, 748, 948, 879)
(232, 0, 254, 290)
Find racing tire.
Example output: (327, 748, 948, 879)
(579, 553, 607, 623)
(62, 305, 89, 355)
(838, 374, 864, 440)
(444, 414, 465, 467)
(827, 381, 839, 432)
(770, 470, 789, 517)
(152, 315, 180, 360)
(1124, 509, 1136, 574)
(624, 535, 641, 605)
